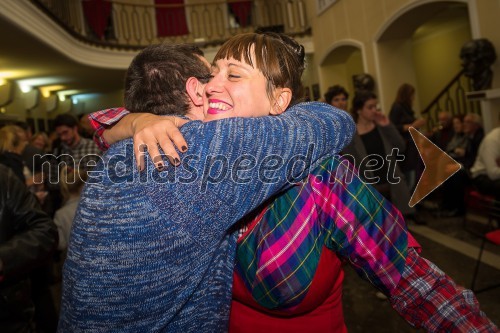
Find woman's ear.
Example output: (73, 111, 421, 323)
(270, 88, 292, 116)
(186, 77, 204, 107)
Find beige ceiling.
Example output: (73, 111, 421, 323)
(0, 14, 127, 95)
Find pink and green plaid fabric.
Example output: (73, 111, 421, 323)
(235, 156, 409, 309)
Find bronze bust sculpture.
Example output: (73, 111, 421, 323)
(460, 38, 497, 91)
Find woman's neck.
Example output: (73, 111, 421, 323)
(356, 117, 375, 135)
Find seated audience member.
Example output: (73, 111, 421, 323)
(446, 115, 470, 164)
(430, 111, 454, 151)
(463, 113, 485, 169)
(0, 164, 58, 333)
(470, 125, 500, 201)
(324, 85, 349, 111)
(440, 115, 471, 217)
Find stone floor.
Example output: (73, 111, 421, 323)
(342, 208, 500, 332)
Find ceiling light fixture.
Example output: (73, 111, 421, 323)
(40, 85, 66, 98)
(57, 89, 82, 102)
(19, 82, 32, 93)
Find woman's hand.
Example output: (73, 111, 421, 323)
(412, 118, 426, 129)
(374, 111, 389, 126)
(131, 114, 189, 171)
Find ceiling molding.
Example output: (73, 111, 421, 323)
(0, 0, 136, 69)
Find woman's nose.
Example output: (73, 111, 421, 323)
(205, 75, 222, 94)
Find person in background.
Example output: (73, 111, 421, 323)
(446, 115, 470, 164)
(470, 125, 500, 201)
(463, 113, 485, 169)
(0, 125, 29, 183)
(324, 85, 349, 111)
(389, 83, 426, 190)
(440, 115, 471, 217)
(53, 114, 101, 172)
(0, 164, 58, 333)
(79, 113, 95, 139)
(54, 166, 88, 252)
(430, 111, 454, 151)
(343, 90, 420, 225)
(31, 131, 51, 153)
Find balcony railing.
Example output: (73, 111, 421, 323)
(31, 0, 310, 50)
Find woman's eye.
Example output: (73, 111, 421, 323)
(228, 74, 241, 79)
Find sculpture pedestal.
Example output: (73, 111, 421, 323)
(466, 88, 500, 133)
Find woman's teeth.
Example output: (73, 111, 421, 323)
(209, 102, 230, 110)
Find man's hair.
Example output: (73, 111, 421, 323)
(54, 114, 79, 128)
(465, 112, 482, 125)
(124, 43, 210, 116)
(324, 85, 349, 104)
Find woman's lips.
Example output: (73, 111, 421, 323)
(207, 108, 228, 115)
(207, 99, 232, 114)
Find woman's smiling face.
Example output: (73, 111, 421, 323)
(203, 54, 272, 121)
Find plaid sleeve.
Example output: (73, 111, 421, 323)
(390, 248, 498, 332)
(88, 107, 130, 151)
(313, 157, 411, 295)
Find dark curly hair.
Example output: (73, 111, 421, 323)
(124, 43, 210, 116)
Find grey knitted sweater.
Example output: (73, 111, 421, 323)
(58, 102, 355, 332)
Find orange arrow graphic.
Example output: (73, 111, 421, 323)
(408, 127, 461, 207)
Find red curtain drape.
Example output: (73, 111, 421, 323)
(155, 0, 189, 37)
(229, 0, 252, 27)
(82, 0, 112, 39)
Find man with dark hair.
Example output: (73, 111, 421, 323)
(124, 43, 211, 117)
(53, 113, 101, 171)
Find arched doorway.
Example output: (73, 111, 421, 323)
(319, 42, 364, 106)
(375, 1, 471, 118)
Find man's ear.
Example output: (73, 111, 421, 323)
(270, 88, 292, 116)
(186, 77, 204, 107)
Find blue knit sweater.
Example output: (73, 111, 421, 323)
(58, 102, 355, 332)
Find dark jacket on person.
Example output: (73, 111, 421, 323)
(466, 127, 485, 170)
(343, 124, 415, 216)
(389, 103, 419, 172)
(0, 152, 26, 183)
(0, 165, 57, 333)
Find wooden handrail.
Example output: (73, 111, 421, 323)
(421, 69, 465, 115)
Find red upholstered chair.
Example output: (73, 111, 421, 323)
(465, 187, 500, 293)
(470, 229, 500, 293)
(463, 189, 499, 234)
